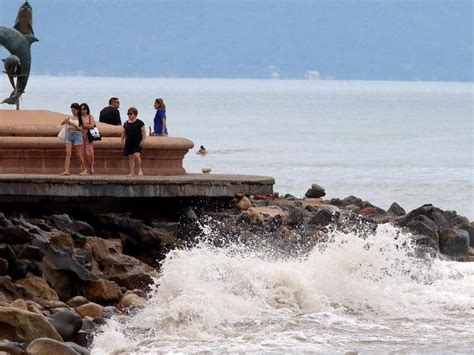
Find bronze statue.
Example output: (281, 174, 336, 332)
(0, 1, 38, 108)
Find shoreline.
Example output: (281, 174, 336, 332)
(0, 188, 472, 353)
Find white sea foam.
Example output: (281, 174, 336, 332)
(91, 224, 474, 354)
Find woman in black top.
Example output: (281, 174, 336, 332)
(121, 107, 146, 176)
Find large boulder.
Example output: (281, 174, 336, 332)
(387, 202, 406, 216)
(342, 195, 363, 208)
(439, 228, 469, 257)
(15, 276, 59, 303)
(26, 338, 79, 355)
(0, 306, 62, 343)
(117, 292, 147, 312)
(101, 254, 155, 290)
(309, 207, 340, 227)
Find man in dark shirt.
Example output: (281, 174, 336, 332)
(99, 97, 122, 125)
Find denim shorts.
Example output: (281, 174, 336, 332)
(65, 131, 83, 145)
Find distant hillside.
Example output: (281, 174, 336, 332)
(0, 0, 472, 81)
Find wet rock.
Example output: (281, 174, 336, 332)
(47, 309, 82, 342)
(84, 279, 122, 303)
(0, 258, 8, 276)
(439, 228, 469, 257)
(0, 306, 62, 343)
(430, 211, 450, 230)
(0, 341, 26, 355)
(118, 292, 147, 312)
(387, 202, 406, 216)
(75, 302, 103, 319)
(80, 318, 94, 331)
(285, 207, 306, 227)
(406, 217, 439, 249)
(445, 210, 470, 227)
(15, 276, 59, 303)
(458, 224, 474, 247)
(102, 306, 119, 318)
(305, 184, 325, 198)
(309, 208, 339, 227)
(64, 342, 90, 355)
(74, 330, 92, 349)
(26, 338, 78, 355)
(182, 207, 198, 220)
(66, 296, 88, 308)
(284, 193, 297, 200)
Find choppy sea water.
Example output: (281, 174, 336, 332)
(1, 76, 472, 218)
(90, 225, 474, 354)
(2, 77, 473, 353)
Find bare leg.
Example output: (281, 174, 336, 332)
(135, 153, 143, 176)
(128, 154, 135, 176)
(75, 145, 88, 175)
(61, 144, 72, 175)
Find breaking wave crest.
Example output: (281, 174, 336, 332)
(92, 224, 474, 354)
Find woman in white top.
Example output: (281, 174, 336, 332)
(59, 103, 87, 175)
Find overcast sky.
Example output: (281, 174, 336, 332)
(0, 0, 472, 81)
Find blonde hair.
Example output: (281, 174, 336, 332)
(155, 98, 166, 110)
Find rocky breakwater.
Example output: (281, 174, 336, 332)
(0, 184, 473, 353)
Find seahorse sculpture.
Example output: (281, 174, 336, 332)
(0, 1, 38, 106)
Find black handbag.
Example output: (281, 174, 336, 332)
(87, 125, 101, 142)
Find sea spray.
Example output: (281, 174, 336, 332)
(91, 223, 474, 354)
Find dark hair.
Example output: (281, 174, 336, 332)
(80, 103, 90, 115)
(109, 97, 119, 105)
(70, 102, 82, 126)
(127, 107, 138, 116)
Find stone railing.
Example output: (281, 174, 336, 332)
(0, 110, 194, 175)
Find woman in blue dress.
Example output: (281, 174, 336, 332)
(153, 98, 168, 136)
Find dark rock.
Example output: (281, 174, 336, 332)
(458, 224, 474, 247)
(406, 218, 439, 249)
(342, 195, 363, 208)
(309, 208, 339, 227)
(0, 213, 14, 228)
(71, 232, 87, 247)
(102, 306, 119, 318)
(0, 226, 33, 244)
(9, 259, 29, 280)
(285, 207, 305, 227)
(18, 245, 44, 261)
(396, 204, 444, 228)
(430, 211, 450, 229)
(305, 184, 325, 198)
(387, 202, 406, 216)
(80, 318, 95, 331)
(329, 198, 343, 206)
(284, 193, 297, 200)
(42, 248, 94, 282)
(72, 220, 95, 236)
(182, 207, 198, 220)
(439, 228, 469, 257)
(0, 244, 17, 260)
(49, 214, 74, 233)
(0, 258, 8, 275)
(74, 330, 93, 348)
(93, 317, 108, 325)
(344, 204, 361, 213)
(67, 296, 88, 308)
(47, 308, 83, 341)
(445, 210, 470, 227)
(64, 342, 90, 355)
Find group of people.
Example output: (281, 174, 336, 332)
(60, 97, 168, 177)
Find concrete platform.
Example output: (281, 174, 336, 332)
(0, 173, 274, 198)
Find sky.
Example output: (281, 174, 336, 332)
(0, 0, 472, 81)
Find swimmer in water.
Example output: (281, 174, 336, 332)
(197, 145, 208, 155)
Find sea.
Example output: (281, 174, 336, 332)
(2, 77, 473, 353)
